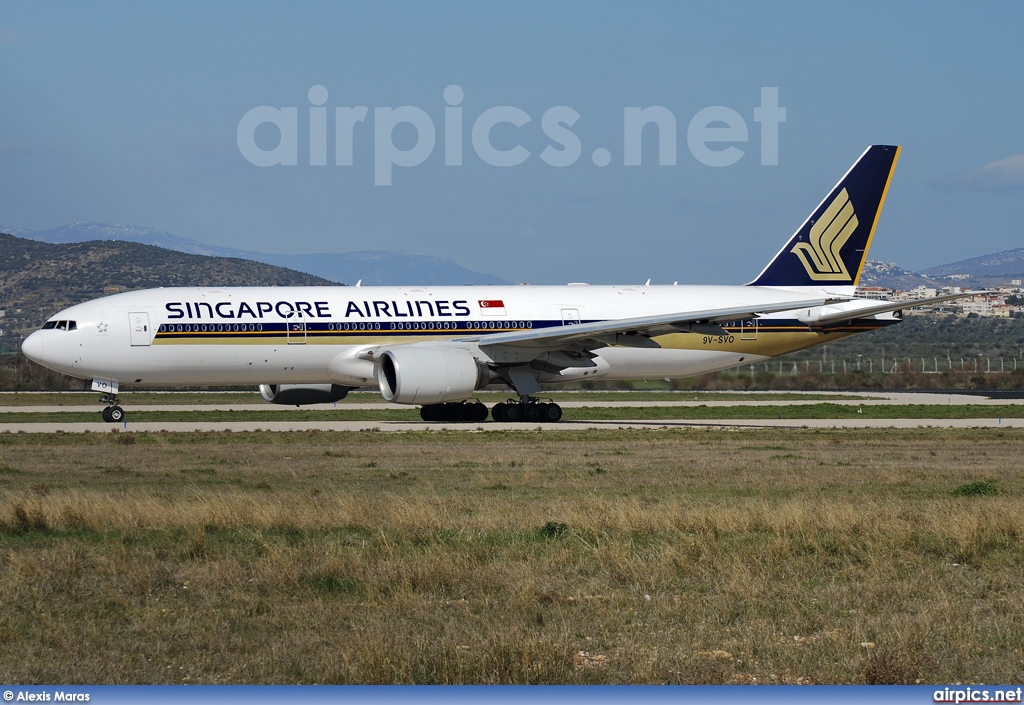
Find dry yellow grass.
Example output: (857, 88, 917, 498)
(0, 428, 1022, 684)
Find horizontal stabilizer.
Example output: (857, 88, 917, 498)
(810, 291, 988, 326)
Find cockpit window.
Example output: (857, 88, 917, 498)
(41, 320, 76, 331)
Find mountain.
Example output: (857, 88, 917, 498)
(919, 248, 1024, 282)
(4, 221, 510, 286)
(0, 223, 38, 239)
(0, 233, 334, 349)
(857, 261, 942, 290)
(860, 250, 1024, 291)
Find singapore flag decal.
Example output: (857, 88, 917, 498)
(478, 299, 506, 316)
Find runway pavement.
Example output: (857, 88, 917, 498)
(0, 418, 1021, 433)
(0, 390, 1021, 432)
(1, 391, 1021, 415)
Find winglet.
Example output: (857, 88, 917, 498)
(749, 145, 900, 288)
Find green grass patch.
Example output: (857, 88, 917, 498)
(566, 403, 1024, 420)
(300, 572, 365, 597)
(0, 408, 422, 423)
(538, 521, 569, 539)
(951, 480, 1000, 497)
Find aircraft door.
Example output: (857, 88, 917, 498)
(740, 318, 758, 340)
(561, 308, 580, 326)
(287, 318, 307, 344)
(129, 312, 152, 346)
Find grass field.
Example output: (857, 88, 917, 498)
(1, 428, 1022, 684)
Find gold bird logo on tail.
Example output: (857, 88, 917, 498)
(791, 188, 859, 281)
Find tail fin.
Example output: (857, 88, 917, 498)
(748, 145, 900, 288)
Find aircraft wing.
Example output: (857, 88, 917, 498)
(814, 291, 988, 326)
(451, 297, 836, 351)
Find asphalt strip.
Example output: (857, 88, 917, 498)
(1, 418, 1022, 433)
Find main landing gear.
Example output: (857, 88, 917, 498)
(419, 368, 562, 423)
(419, 398, 563, 423)
(99, 394, 125, 423)
(492, 399, 563, 423)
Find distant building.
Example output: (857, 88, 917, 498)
(961, 295, 1002, 317)
(856, 286, 892, 300)
(860, 276, 1023, 318)
(893, 286, 937, 301)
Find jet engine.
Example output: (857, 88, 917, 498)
(376, 346, 489, 404)
(259, 383, 351, 406)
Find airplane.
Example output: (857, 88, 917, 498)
(20, 145, 976, 423)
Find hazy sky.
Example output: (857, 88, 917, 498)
(1, 2, 1022, 284)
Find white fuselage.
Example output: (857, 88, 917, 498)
(21, 284, 895, 395)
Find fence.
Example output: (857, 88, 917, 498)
(738, 355, 1021, 376)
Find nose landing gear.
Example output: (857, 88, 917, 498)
(99, 394, 125, 423)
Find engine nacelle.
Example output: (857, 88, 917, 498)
(259, 383, 350, 406)
(376, 346, 487, 404)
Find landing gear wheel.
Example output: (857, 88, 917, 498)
(503, 403, 522, 422)
(421, 401, 490, 423)
(492, 402, 508, 422)
(542, 403, 563, 422)
(525, 404, 542, 422)
(98, 392, 124, 423)
(471, 402, 489, 422)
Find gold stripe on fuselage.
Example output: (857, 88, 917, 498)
(154, 325, 883, 359)
(654, 328, 871, 357)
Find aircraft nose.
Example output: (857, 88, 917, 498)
(21, 331, 44, 363)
